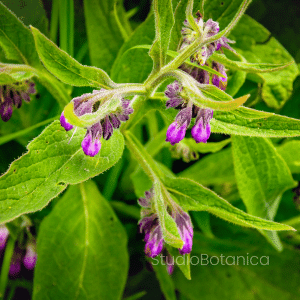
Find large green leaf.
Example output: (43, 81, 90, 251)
(0, 121, 124, 224)
(149, 0, 174, 71)
(229, 15, 299, 109)
(0, 2, 40, 67)
(83, 0, 127, 73)
(33, 181, 128, 300)
(164, 176, 295, 231)
(31, 26, 115, 89)
(212, 109, 300, 137)
(232, 136, 296, 250)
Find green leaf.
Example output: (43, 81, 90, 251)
(151, 257, 177, 300)
(83, 0, 126, 73)
(179, 147, 235, 186)
(164, 176, 295, 231)
(111, 15, 155, 83)
(277, 140, 300, 174)
(232, 136, 296, 250)
(0, 2, 40, 67)
(212, 108, 300, 137)
(0, 121, 124, 224)
(212, 52, 293, 73)
(33, 181, 128, 300)
(154, 182, 184, 249)
(149, 0, 175, 71)
(229, 15, 299, 109)
(30, 26, 115, 89)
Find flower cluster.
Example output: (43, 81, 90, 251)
(180, 12, 235, 66)
(60, 90, 133, 157)
(138, 189, 193, 261)
(165, 81, 213, 145)
(0, 80, 36, 122)
(0, 225, 37, 277)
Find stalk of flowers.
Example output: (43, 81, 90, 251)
(0, 225, 37, 277)
(60, 89, 133, 157)
(164, 14, 235, 146)
(138, 188, 193, 274)
(0, 80, 36, 122)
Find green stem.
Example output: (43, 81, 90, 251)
(0, 116, 59, 145)
(0, 238, 15, 300)
(50, 0, 59, 43)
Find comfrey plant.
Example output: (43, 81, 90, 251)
(0, 0, 300, 299)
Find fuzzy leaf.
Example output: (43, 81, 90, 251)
(164, 177, 295, 231)
(232, 136, 296, 250)
(229, 15, 299, 109)
(0, 2, 40, 67)
(212, 109, 300, 137)
(31, 26, 115, 89)
(212, 52, 293, 73)
(0, 66, 35, 84)
(149, 0, 175, 71)
(0, 121, 124, 224)
(33, 181, 128, 300)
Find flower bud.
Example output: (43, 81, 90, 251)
(23, 241, 37, 270)
(0, 225, 9, 251)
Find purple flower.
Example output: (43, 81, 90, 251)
(9, 248, 22, 277)
(60, 112, 74, 131)
(166, 121, 188, 146)
(138, 189, 194, 259)
(0, 225, 9, 251)
(81, 123, 102, 157)
(60, 90, 133, 157)
(191, 108, 213, 143)
(173, 210, 194, 255)
(165, 81, 183, 109)
(0, 81, 36, 122)
(212, 62, 227, 91)
(23, 241, 37, 270)
(139, 215, 164, 258)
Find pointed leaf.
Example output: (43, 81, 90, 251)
(33, 181, 128, 300)
(30, 26, 115, 89)
(164, 177, 295, 231)
(0, 121, 124, 224)
(0, 2, 40, 67)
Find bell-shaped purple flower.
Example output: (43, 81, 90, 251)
(0, 95, 13, 122)
(139, 215, 164, 258)
(81, 123, 102, 157)
(60, 112, 74, 131)
(173, 210, 193, 255)
(191, 108, 213, 143)
(110, 114, 121, 129)
(212, 62, 227, 91)
(0, 225, 9, 251)
(165, 81, 184, 109)
(102, 115, 114, 140)
(9, 248, 22, 277)
(23, 241, 37, 270)
(166, 121, 188, 146)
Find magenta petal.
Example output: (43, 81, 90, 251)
(60, 112, 74, 131)
(166, 121, 187, 145)
(81, 133, 101, 157)
(23, 244, 37, 270)
(191, 119, 211, 143)
(0, 225, 9, 251)
(0, 98, 13, 122)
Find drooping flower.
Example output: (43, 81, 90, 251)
(138, 189, 194, 259)
(212, 61, 227, 90)
(0, 225, 9, 251)
(9, 247, 22, 277)
(0, 81, 36, 122)
(191, 108, 213, 143)
(60, 90, 134, 157)
(23, 240, 37, 270)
